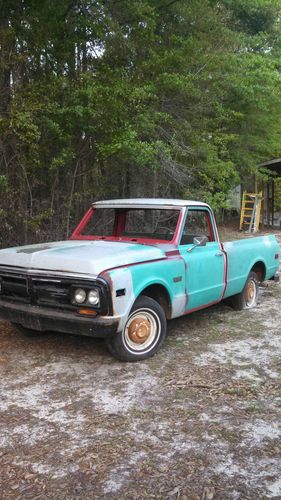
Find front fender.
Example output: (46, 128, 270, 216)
(101, 256, 187, 331)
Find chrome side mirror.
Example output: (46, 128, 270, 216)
(187, 236, 208, 252)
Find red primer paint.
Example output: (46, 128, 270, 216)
(210, 208, 220, 242)
(71, 205, 184, 245)
(220, 246, 228, 299)
(182, 258, 189, 307)
(165, 250, 180, 257)
(70, 207, 94, 239)
(184, 299, 219, 315)
(206, 212, 215, 242)
(116, 211, 126, 236)
(71, 235, 172, 244)
(173, 208, 186, 246)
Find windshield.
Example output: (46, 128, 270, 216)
(76, 207, 181, 242)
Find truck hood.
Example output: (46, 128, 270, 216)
(0, 240, 166, 276)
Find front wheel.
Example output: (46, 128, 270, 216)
(106, 296, 167, 361)
(231, 271, 259, 310)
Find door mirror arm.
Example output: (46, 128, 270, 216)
(187, 236, 208, 253)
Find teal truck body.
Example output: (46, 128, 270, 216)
(0, 199, 279, 361)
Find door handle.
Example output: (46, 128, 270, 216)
(215, 252, 224, 257)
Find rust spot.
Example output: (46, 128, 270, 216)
(127, 317, 151, 344)
(99, 270, 115, 314)
(99, 270, 113, 289)
(245, 281, 255, 303)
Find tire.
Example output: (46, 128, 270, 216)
(11, 322, 44, 337)
(231, 271, 259, 311)
(106, 296, 167, 362)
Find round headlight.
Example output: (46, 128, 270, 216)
(88, 289, 100, 306)
(74, 288, 87, 304)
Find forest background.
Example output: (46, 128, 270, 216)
(1, 0, 281, 246)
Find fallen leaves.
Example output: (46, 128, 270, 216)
(165, 377, 213, 390)
(0, 265, 281, 498)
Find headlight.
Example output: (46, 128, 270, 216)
(88, 289, 100, 306)
(74, 288, 87, 304)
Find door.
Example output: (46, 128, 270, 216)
(179, 208, 225, 311)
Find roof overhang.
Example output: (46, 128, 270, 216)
(92, 198, 209, 209)
(259, 158, 281, 176)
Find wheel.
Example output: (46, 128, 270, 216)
(11, 322, 44, 337)
(231, 271, 259, 311)
(106, 296, 167, 361)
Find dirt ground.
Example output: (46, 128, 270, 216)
(1, 229, 281, 499)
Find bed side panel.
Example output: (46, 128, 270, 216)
(223, 235, 279, 298)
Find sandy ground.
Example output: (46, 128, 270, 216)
(0, 230, 281, 499)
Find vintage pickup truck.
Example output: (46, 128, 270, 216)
(0, 199, 279, 361)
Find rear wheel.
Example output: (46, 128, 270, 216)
(106, 296, 167, 361)
(231, 271, 259, 310)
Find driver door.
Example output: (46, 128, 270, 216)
(179, 208, 225, 311)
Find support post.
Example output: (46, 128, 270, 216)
(261, 181, 265, 228)
(272, 179, 274, 226)
(267, 182, 270, 227)
(254, 173, 258, 193)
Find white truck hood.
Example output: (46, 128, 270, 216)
(0, 240, 165, 276)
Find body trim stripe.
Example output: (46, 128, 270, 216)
(99, 257, 167, 276)
(184, 299, 220, 315)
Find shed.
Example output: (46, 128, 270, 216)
(258, 158, 281, 227)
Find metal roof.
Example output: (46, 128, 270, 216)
(259, 158, 281, 167)
(259, 158, 281, 175)
(92, 198, 209, 208)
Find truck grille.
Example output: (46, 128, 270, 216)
(0, 270, 73, 309)
(0, 267, 110, 314)
(32, 280, 71, 307)
(0, 275, 29, 302)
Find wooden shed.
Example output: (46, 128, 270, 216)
(258, 158, 281, 228)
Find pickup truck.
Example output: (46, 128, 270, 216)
(0, 199, 279, 361)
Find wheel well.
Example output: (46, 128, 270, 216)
(252, 261, 266, 282)
(140, 284, 171, 319)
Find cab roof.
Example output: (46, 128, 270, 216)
(92, 198, 209, 209)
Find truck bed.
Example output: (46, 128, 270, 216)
(222, 235, 279, 298)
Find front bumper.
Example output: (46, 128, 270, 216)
(0, 299, 119, 338)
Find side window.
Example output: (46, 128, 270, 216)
(180, 210, 214, 245)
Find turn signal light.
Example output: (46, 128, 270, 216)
(78, 308, 97, 316)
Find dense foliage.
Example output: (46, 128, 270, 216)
(1, 0, 281, 244)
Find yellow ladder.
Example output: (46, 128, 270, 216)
(239, 191, 263, 232)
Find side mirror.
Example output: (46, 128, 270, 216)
(187, 235, 208, 252)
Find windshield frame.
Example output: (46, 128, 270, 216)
(70, 206, 186, 245)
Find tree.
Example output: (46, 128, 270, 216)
(0, 0, 281, 245)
